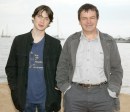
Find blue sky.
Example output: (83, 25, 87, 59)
(0, 0, 130, 38)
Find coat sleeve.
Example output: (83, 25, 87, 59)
(5, 37, 21, 110)
(55, 42, 62, 87)
(5, 37, 17, 90)
(108, 39, 123, 95)
(56, 38, 71, 93)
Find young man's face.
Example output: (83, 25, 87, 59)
(79, 10, 98, 33)
(33, 10, 50, 31)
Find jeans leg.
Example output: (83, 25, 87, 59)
(24, 102, 36, 112)
(37, 103, 45, 112)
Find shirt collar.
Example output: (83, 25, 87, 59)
(80, 30, 100, 42)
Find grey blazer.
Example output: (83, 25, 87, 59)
(56, 31, 123, 95)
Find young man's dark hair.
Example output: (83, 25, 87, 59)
(32, 5, 53, 23)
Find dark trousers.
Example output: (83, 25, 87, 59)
(23, 102, 45, 112)
(64, 83, 115, 112)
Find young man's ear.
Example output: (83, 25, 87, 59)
(32, 18, 34, 23)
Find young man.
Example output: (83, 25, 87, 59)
(56, 3, 123, 112)
(5, 5, 62, 112)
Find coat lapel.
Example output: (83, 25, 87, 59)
(43, 34, 50, 66)
(99, 32, 110, 77)
(70, 33, 81, 67)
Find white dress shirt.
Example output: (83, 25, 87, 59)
(72, 31, 107, 84)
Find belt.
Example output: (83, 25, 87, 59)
(73, 81, 107, 88)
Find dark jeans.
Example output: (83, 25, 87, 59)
(23, 102, 45, 112)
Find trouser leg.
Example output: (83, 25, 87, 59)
(64, 84, 115, 112)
